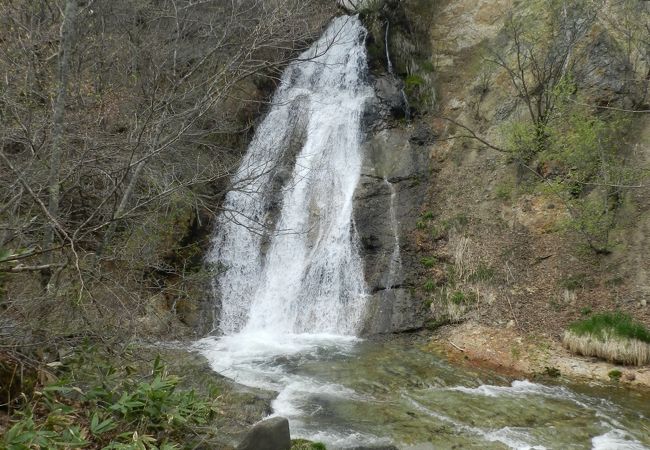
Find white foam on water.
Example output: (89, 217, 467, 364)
(448, 380, 573, 399)
(591, 430, 649, 450)
(197, 331, 388, 449)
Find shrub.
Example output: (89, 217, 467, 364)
(564, 312, 650, 365)
(608, 370, 622, 382)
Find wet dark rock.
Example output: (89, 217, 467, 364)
(361, 288, 425, 335)
(374, 75, 408, 118)
(409, 123, 437, 146)
(236, 416, 291, 450)
(354, 126, 430, 334)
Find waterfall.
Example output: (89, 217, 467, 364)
(207, 16, 372, 336)
(385, 22, 394, 75)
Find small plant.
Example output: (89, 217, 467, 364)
(559, 274, 590, 291)
(421, 211, 434, 220)
(416, 220, 427, 230)
(405, 74, 425, 90)
(469, 263, 496, 283)
(495, 180, 515, 201)
(580, 307, 592, 316)
(605, 276, 625, 287)
(449, 290, 476, 305)
(420, 256, 437, 268)
(423, 280, 436, 292)
(608, 370, 622, 382)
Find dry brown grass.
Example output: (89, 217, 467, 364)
(563, 330, 650, 366)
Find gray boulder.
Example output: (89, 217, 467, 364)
(236, 416, 291, 450)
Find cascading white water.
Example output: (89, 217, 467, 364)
(207, 16, 372, 336)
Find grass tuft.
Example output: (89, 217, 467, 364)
(568, 312, 650, 343)
(564, 312, 650, 365)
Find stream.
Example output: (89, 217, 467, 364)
(197, 333, 650, 449)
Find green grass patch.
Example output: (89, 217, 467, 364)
(469, 263, 496, 283)
(450, 290, 476, 305)
(568, 312, 650, 343)
(420, 256, 437, 268)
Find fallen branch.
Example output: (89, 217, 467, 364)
(449, 340, 466, 353)
(2, 263, 65, 273)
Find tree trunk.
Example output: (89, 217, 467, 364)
(44, 0, 77, 263)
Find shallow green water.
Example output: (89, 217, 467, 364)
(198, 333, 650, 449)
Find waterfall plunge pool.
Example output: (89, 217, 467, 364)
(196, 333, 650, 450)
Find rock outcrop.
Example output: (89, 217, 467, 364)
(236, 416, 291, 450)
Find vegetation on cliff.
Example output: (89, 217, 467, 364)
(410, 0, 650, 357)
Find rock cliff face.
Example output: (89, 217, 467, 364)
(354, 1, 436, 334)
(355, 123, 431, 334)
(352, 0, 650, 339)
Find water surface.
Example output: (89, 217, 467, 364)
(198, 333, 650, 450)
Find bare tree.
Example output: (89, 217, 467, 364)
(0, 0, 336, 344)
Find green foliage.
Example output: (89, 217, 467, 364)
(503, 120, 543, 163)
(568, 312, 650, 344)
(495, 180, 515, 201)
(504, 96, 641, 253)
(608, 369, 622, 382)
(405, 74, 425, 90)
(423, 280, 436, 292)
(420, 256, 437, 268)
(2, 354, 217, 450)
(450, 290, 476, 305)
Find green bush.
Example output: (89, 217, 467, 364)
(608, 369, 622, 381)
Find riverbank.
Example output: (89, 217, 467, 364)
(430, 321, 650, 389)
